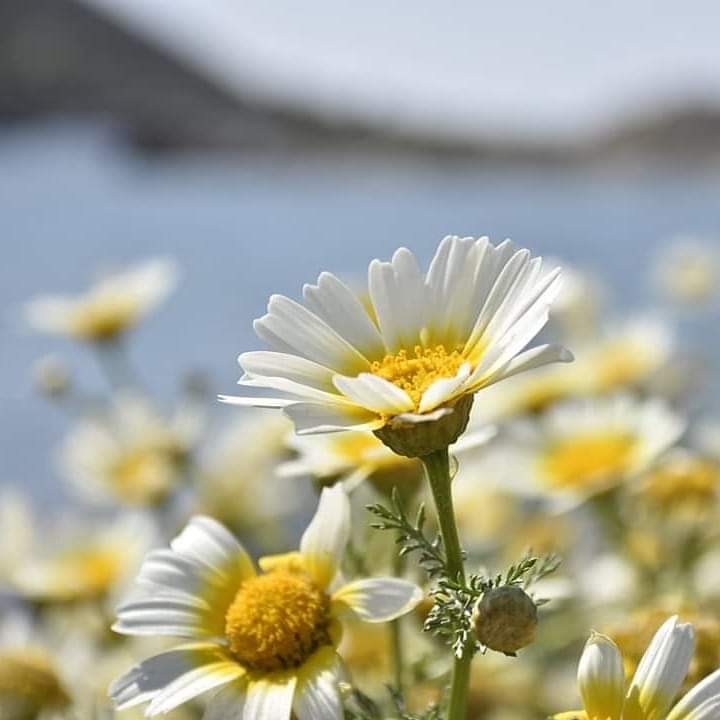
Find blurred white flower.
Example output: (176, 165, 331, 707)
(221, 236, 570, 448)
(25, 258, 177, 342)
(0, 612, 72, 720)
(60, 393, 201, 507)
(654, 238, 720, 305)
(478, 395, 685, 509)
(110, 486, 422, 719)
(196, 411, 302, 533)
(8, 512, 156, 606)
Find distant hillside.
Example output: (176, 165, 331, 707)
(2, 0, 719, 168)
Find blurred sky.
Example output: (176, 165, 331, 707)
(82, 0, 720, 140)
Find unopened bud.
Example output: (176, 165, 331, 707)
(472, 585, 538, 655)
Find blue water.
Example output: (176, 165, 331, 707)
(2, 122, 719, 505)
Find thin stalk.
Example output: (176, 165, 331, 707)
(390, 550, 406, 693)
(422, 448, 472, 720)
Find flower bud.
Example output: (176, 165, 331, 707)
(374, 395, 473, 458)
(472, 585, 538, 655)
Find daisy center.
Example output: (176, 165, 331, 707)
(70, 298, 137, 340)
(50, 547, 123, 599)
(371, 344, 466, 406)
(225, 571, 331, 672)
(111, 448, 177, 504)
(0, 651, 69, 709)
(540, 432, 636, 489)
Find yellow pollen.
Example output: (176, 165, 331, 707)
(0, 651, 70, 713)
(42, 547, 123, 600)
(225, 571, 331, 672)
(68, 298, 139, 341)
(371, 344, 466, 406)
(541, 432, 636, 489)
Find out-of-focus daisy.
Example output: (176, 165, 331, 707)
(195, 412, 302, 536)
(636, 449, 720, 522)
(0, 613, 71, 720)
(577, 317, 674, 396)
(110, 485, 422, 719)
(222, 236, 570, 456)
(60, 394, 200, 507)
(654, 238, 720, 305)
(481, 395, 684, 509)
(279, 423, 495, 494)
(555, 616, 720, 720)
(469, 317, 674, 426)
(9, 513, 155, 606)
(607, 606, 720, 694)
(25, 258, 177, 342)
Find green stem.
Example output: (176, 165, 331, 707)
(422, 448, 472, 720)
(390, 550, 406, 694)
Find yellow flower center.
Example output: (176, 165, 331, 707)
(110, 447, 179, 505)
(40, 547, 123, 600)
(641, 459, 718, 515)
(594, 343, 653, 391)
(371, 344, 466, 406)
(69, 298, 138, 341)
(225, 570, 331, 672)
(0, 651, 69, 716)
(541, 432, 636, 489)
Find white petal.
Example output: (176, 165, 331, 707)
(218, 395, 293, 409)
(255, 295, 368, 373)
(239, 351, 335, 392)
(673, 696, 720, 720)
(418, 363, 471, 413)
(294, 666, 343, 720)
(110, 644, 226, 710)
(204, 682, 247, 720)
(333, 577, 423, 622)
(577, 632, 625, 720)
(284, 401, 384, 435)
(244, 677, 297, 720)
(480, 344, 573, 388)
(368, 248, 426, 353)
(303, 272, 384, 359)
(147, 661, 244, 715)
(170, 516, 255, 583)
(668, 670, 720, 720)
(300, 485, 351, 588)
(113, 597, 217, 639)
(333, 373, 414, 414)
(628, 616, 695, 720)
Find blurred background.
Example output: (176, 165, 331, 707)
(2, 0, 720, 505)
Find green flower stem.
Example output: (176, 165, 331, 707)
(390, 551, 406, 693)
(422, 448, 472, 720)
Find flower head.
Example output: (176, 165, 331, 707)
(221, 237, 571, 455)
(60, 394, 199, 507)
(25, 258, 176, 342)
(110, 486, 422, 719)
(558, 616, 720, 720)
(480, 395, 685, 509)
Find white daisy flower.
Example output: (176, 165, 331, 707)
(478, 395, 685, 509)
(221, 236, 571, 456)
(110, 485, 422, 720)
(60, 393, 200, 507)
(557, 616, 720, 720)
(25, 258, 177, 342)
(9, 513, 156, 606)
